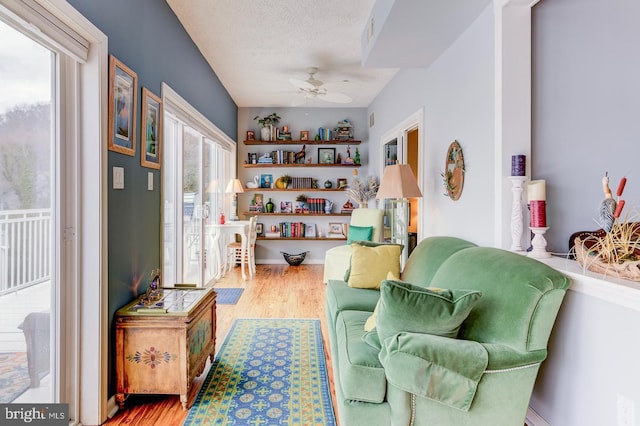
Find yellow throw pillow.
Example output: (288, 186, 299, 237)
(348, 244, 402, 290)
(364, 271, 400, 332)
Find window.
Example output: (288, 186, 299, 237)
(162, 84, 235, 287)
(0, 1, 107, 423)
(0, 0, 108, 424)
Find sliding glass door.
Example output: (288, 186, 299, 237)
(163, 106, 232, 287)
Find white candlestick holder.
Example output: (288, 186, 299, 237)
(509, 177, 527, 252)
(528, 227, 551, 259)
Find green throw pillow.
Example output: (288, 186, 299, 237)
(346, 225, 373, 244)
(375, 280, 482, 343)
(344, 241, 404, 282)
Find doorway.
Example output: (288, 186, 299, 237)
(379, 108, 424, 263)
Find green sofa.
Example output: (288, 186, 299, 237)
(325, 236, 570, 426)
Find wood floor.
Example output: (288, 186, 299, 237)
(104, 264, 335, 426)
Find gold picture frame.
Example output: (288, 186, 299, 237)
(108, 55, 137, 156)
(140, 87, 162, 169)
(328, 222, 344, 236)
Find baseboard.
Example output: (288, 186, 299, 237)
(526, 407, 550, 426)
(106, 395, 119, 419)
(255, 258, 325, 265)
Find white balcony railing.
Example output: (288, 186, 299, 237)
(0, 209, 51, 295)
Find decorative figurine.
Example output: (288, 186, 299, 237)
(324, 200, 334, 214)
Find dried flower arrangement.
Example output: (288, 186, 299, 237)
(574, 174, 640, 281)
(345, 174, 379, 208)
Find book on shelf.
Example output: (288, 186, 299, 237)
(306, 198, 326, 213)
(279, 222, 306, 238)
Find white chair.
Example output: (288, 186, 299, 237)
(323, 208, 384, 283)
(226, 216, 257, 276)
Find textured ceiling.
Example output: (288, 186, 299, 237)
(165, 0, 398, 108)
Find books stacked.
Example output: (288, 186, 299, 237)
(279, 222, 306, 238)
(289, 177, 313, 189)
(306, 198, 326, 213)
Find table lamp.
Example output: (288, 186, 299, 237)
(225, 179, 244, 220)
(375, 164, 423, 264)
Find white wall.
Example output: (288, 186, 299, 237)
(237, 107, 368, 263)
(366, 1, 640, 425)
(367, 4, 496, 246)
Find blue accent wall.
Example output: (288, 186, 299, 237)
(67, 0, 237, 396)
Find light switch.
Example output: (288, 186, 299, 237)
(148, 172, 153, 191)
(113, 167, 124, 189)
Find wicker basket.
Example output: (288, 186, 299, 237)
(281, 251, 308, 266)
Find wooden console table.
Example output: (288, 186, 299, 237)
(115, 287, 216, 409)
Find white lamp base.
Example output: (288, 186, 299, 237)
(527, 227, 551, 259)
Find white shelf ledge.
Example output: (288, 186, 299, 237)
(540, 256, 640, 312)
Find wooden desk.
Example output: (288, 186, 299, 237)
(115, 287, 216, 410)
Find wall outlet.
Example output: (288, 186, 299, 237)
(618, 394, 635, 426)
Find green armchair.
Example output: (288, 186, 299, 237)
(325, 236, 571, 426)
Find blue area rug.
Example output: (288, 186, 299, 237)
(184, 318, 336, 426)
(0, 352, 30, 403)
(215, 288, 244, 305)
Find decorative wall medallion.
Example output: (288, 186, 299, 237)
(126, 347, 177, 368)
(442, 140, 465, 201)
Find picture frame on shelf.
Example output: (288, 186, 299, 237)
(246, 130, 255, 141)
(318, 148, 336, 164)
(337, 178, 347, 189)
(140, 87, 162, 169)
(108, 55, 137, 156)
(260, 174, 273, 188)
(249, 194, 264, 213)
(305, 223, 317, 238)
(342, 223, 349, 237)
(255, 223, 264, 237)
(328, 222, 344, 236)
(280, 201, 293, 213)
(300, 130, 309, 141)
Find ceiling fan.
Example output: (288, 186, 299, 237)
(288, 67, 352, 104)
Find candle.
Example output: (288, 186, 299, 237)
(527, 180, 546, 202)
(530, 200, 547, 227)
(511, 155, 526, 176)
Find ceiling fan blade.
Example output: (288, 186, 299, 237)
(288, 78, 314, 91)
(317, 91, 352, 104)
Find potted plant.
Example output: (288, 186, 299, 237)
(253, 113, 281, 141)
(295, 194, 308, 212)
(280, 174, 292, 189)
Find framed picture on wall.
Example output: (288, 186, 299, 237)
(108, 55, 137, 156)
(140, 87, 162, 169)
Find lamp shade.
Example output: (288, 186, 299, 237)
(225, 178, 244, 194)
(375, 164, 422, 199)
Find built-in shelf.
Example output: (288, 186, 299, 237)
(243, 212, 351, 217)
(257, 236, 347, 241)
(243, 163, 361, 168)
(244, 140, 361, 146)
(243, 188, 345, 192)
